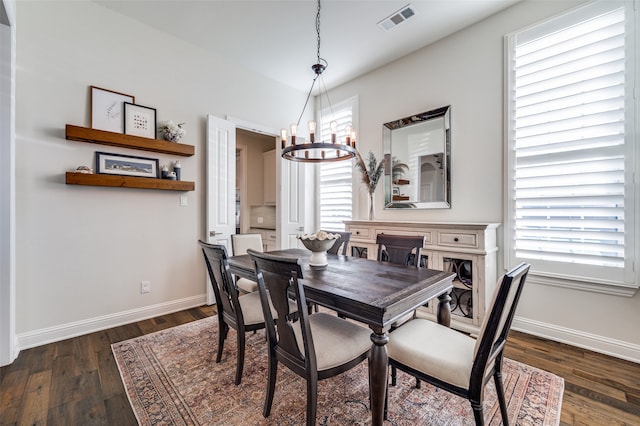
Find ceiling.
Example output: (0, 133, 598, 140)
(95, 0, 520, 92)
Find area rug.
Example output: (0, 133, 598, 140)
(112, 316, 564, 425)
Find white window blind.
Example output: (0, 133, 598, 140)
(506, 1, 637, 292)
(319, 104, 354, 232)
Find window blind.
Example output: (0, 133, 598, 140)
(507, 1, 635, 288)
(319, 106, 353, 232)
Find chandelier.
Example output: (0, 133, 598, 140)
(281, 0, 357, 163)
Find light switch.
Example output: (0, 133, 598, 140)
(180, 195, 188, 206)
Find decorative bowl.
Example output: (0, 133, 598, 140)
(298, 231, 340, 268)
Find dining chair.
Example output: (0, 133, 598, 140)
(198, 240, 269, 385)
(375, 234, 424, 266)
(386, 262, 531, 425)
(322, 230, 352, 256)
(231, 233, 264, 293)
(247, 249, 372, 426)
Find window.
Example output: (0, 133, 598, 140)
(505, 1, 637, 294)
(318, 97, 357, 232)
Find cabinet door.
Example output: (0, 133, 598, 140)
(263, 150, 276, 204)
(435, 252, 481, 329)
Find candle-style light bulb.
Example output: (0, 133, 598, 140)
(351, 129, 357, 150)
(345, 124, 353, 146)
(308, 120, 316, 143)
(280, 128, 287, 149)
(290, 123, 297, 145)
(330, 120, 337, 143)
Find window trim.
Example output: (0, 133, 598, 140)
(503, 0, 638, 296)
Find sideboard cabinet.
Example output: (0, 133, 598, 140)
(343, 220, 500, 334)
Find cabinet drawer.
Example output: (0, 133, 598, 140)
(438, 232, 477, 248)
(264, 231, 276, 241)
(349, 227, 371, 240)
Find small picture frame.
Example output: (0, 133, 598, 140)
(90, 86, 134, 133)
(124, 102, 157, 139)
(95, 151, 159, 178)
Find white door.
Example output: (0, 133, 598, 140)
(277, 140, 306, 248)
(206, 114, 236, 304)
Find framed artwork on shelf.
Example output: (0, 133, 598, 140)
(124, 102, 157, 139)
(95, 151, 159, 178)
(90, 86, 135, 133)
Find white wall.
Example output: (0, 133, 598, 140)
(328, 0, 640, 362)
(1, 0, 16, 365)
(14, 1, 305, 348)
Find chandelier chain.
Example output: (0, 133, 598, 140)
(316, 0, 321, 64)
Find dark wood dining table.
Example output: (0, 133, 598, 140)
(228, 248, 455, 426)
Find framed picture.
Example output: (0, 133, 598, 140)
(124, 102, 157, 139)
(95, 151, 159, 178)
(90, 86, 135, 133)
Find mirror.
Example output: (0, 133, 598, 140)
(383, 106, 451, 209)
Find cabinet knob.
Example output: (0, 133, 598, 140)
(356, 231, 360, 235)
(454, 237, 459, 242)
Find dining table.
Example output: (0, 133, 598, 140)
(228, 248, 455, 426)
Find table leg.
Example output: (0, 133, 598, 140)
(437, 291, 452, 327)
(369, 330, 389, 426)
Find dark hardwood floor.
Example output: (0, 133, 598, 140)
(1, 305, 639, 425)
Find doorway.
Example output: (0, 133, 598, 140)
(235, 128, 277, 235)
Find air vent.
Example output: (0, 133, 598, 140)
(377, 4, 416, 31)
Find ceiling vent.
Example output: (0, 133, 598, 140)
(377, 4, 417, 31)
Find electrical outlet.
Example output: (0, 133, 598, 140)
(140, 281, 151, 293)
(257, 216, 264, 223)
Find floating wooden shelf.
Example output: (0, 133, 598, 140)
(65, 172, 195, 191)
(392, 195, 411, 201)
(393, 179, 410, 185)
(65, 124, 195, 157)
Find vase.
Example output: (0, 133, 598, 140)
(163, 132, 182, 143)
(368, 192, 375, 220)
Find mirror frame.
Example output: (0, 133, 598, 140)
(383, 105, 451, 209)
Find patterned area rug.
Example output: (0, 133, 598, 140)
(112, 316, 564, 425)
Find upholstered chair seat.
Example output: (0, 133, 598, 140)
(387, 318, 474, 389)
(293, 312, 371, 371)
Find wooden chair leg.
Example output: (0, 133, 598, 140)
(263, 352, 278, 418)
(391, 365, 397, 386)
(471, 400, 485, 426)
(216, 322, 228, 363)
(306, 376, 318, 426)
(235, 331, 246, 385)
(494, 371, 509, 426)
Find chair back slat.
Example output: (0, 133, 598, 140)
(248, 250, 315, 375)
(376, 234, 424, 266)
(322, 231, 352, 255)
(471, 262, 530, 389)
(198, 241, 244, 325)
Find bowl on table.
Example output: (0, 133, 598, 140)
(298, 231, 341, 268)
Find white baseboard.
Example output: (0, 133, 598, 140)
(17, 294, 208, 351)
(512, 316, 640, 364)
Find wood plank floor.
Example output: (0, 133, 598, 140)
(1, 305, 639, 425)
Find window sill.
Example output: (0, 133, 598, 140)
(527, 273, 638, 297)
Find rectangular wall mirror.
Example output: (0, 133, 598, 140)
(383, 105, 451, 209)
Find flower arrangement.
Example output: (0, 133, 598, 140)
(354, 151, 384, 220)
(158, 121, 186, 142)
